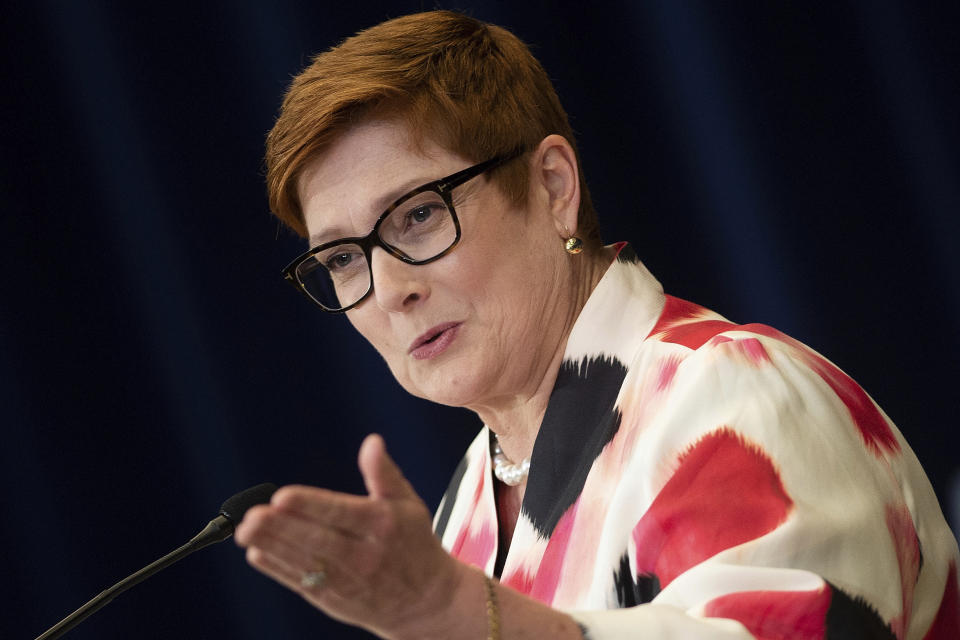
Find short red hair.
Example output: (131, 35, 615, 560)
(265, 10, 599, 246)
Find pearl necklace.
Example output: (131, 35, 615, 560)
(492, 437, 530, 486)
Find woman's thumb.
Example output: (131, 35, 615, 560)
(358, 433, 416, 499)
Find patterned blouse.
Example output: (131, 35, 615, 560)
(433, 243, 959, 639)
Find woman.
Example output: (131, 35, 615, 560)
(235, 10, 959, 639)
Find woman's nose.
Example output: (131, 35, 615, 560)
(369, 247, 430, 312)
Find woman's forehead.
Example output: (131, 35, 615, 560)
(297, 120, 461, 244)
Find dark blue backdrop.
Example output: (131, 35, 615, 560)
(4, 2, 958, 638)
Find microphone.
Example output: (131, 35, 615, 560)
(35, 482, 277, 640)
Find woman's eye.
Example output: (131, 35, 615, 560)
(407, 205, 434, 224)
(325, 252, 355, 271)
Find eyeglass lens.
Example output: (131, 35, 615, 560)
(296, 189, 458, 310)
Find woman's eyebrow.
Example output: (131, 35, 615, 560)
(373, 175, 435, 210)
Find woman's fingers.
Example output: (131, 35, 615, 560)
(268, 485, 388, 536)
(237, 506, 381, 579)
(246, 542, 379, 630)
(246, 542, 349, 607)
(245, 540, 311, 593)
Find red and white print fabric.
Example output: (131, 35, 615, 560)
(433, 243, 959, 639)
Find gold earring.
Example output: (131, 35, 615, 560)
(564, 236, 584, 254)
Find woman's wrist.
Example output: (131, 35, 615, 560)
(392, 560, 584, 640)
(391, 561, 486, 640)
(478, 571, 585, 640)
(483, 574, 501, 640)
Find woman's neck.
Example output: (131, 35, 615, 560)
(473, 245, 616, 464)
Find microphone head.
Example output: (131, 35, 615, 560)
(219, 482, 277, 524)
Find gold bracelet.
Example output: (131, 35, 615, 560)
(484, 575, 501, 640)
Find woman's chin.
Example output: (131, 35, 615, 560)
(409, 383, 474, 408)
(403, 368, 487, 409)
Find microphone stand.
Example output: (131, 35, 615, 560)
(36, 516, 234, 640)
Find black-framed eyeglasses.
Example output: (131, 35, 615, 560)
(282, 148, 525, 312)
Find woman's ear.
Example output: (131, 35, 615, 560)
(531, 134, 581, 238)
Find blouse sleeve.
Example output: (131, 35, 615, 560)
(564, 328, 958, 639)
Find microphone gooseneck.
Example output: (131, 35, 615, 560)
(35, 482, 277, 640)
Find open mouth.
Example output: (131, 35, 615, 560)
(409, 322, 461, 357)
(422, 331, 444, 344)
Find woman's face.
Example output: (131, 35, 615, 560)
(298, 120, 573, 412)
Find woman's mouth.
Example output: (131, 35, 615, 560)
(409, 322, 461, 360)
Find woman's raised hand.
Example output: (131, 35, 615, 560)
(234, 434, 477, 640)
